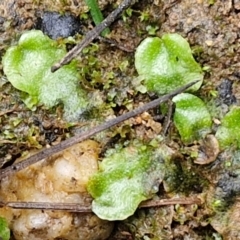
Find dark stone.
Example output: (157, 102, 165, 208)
(233, 71, 240, 78)
(217, 79, 236, 106)
(0, 16, 6, 32)
(216, 171, 240, 203)
(37, 11, 81, 39)
(0, 16, 5, 24)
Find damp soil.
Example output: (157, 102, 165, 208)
(0, 0, 240, 239)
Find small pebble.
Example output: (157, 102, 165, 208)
(38, 11, 81, 39)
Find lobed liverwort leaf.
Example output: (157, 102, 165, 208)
(2, 30, 89, 121)
(215, 106, 240, 150)
(135, 33, 203, 95)
(172, 93, 212, 144)
(87, 142, 165, 220)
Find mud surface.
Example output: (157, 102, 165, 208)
(0, 0, 240, 239)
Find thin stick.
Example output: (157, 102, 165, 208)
(162, 100, 174, 135)
(0, 105, 18, 116)
(0, 80, 198, 180)
(0, 201, 92, 212)
(0, 196, 201, 212)
(98, 36, 134, 52)
(51, 0, 136, 72)
(139, 197, 202, 208)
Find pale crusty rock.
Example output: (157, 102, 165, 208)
(0, 140, 113, 240)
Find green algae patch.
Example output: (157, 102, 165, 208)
(87, 142, 165, 220)
(0, 217, 10, 240)
(135, 34, 203, 95)
(216, 107, 240, 149)
(172, 93, 212, 144)
(2, 30, 88, 121)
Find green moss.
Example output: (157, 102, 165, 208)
(164, 157, 207, 194)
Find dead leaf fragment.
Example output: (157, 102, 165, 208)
(194, 135, 220, 165)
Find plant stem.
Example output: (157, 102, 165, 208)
(84, 0, 110, 36)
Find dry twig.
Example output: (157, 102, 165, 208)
(51, 0, 137, 72)
(0, 80, 198, 180)
(0, 196, 202, 212)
